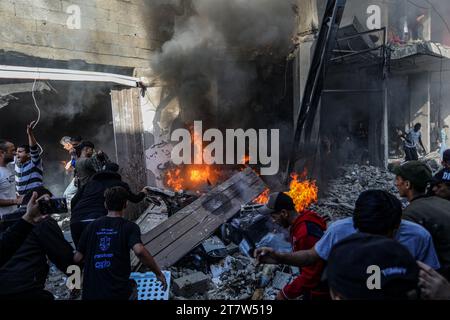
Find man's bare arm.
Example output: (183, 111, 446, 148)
(419, 137, 427, 153)
(0, 198, 20, 207)
(254, 247, 321, 267)
(133, 243, 167, 290)
(27, 121, 38, 148)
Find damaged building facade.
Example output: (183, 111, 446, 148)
(2, 0, 450, 213)
(293, 0, 450, 179)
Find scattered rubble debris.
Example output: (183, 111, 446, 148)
(310, 164, 399, 221)
(45, 164, 406, 300)
(173, 272, 212, 298)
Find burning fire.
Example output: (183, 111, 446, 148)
(254, 188, 270, 204)
(164, 165, 222, 192)
(286, 172, 318, 212)
(253, 171, 318, 212)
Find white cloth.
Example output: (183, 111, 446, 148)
(0, 166, 17, 217)
(404, 129, 421, 149)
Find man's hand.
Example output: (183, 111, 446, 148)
(156, 272, 168, 291)
(26, 121, 36, 136)
(254, 247, 279, 265)
(141, 187, 149, 195)
(418, 261, 450, 300)
(22, 192, 49, 225)
(275, 291, 287, 300)
(15, 195, 24, 206)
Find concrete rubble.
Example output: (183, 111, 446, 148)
(310, 164, 400, 221)
(45, 164, 405, 300)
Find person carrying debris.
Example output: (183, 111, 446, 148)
(401, 123, 427, 161)
(0, 187, 74, 300)
(14, 121, 44, 196)
(74, 141, 109, 189)
(74, 186, 167, 300)
(394, 161, 450, 270)
(259, 192, 328, 300)
(70, 163, 148, 248)
(255, 190, 440, 275)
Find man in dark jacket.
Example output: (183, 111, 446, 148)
(0, 188, 74, 300)
(259, 192, 328, 300)
(70, 163, 147, 248)
(394, 161, 450, 269)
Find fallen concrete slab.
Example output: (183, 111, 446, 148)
(133, 168, 266, 269)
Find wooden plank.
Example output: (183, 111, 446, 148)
(154, 177, 265, 265)
(139, 168, 258, 245)
(137, 168, 266, 269)
(146, 173, 262, 256)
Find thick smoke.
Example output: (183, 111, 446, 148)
(152, 0, 295, 128)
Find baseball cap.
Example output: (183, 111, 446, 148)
(327, 233, 419, 300)
(444, 149, 450, 162)
(431, 168, 450, 185)
(257, 192, 295, 215)
(392, 161, 432, 190)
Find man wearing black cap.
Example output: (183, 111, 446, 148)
(431, 169, 450, 201)
(327, 233, 420, 300)
(259, 192, 327, 300)
(443, 149, 450, 169)
(255, 190, 440, 272)
(394, 161, 450, 268)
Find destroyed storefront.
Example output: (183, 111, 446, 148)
(292, 0, 450, 179)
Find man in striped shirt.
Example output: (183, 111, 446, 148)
(15, 122, 44, 196)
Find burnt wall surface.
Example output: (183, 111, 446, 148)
(0, 0, 174, 72)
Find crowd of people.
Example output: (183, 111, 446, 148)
(255, 153, 450, 300)
(1, 120, 450, 300)
(0, 123, 166, 300)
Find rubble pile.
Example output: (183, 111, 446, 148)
(311, 164, 398, 221)
(206, 255, 256, 300)
(44, 266, 71, 300)
(44, 164, 402, 300)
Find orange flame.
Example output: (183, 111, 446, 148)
(242, 155, 251, 164)
(254, 188, 270, 204)
(253, 171, 318, 212)
(164, 165, 221, 192)
(286, 171, 318, 212)
(165, 168, 183, 192)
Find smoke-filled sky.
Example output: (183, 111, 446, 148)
(151, 0, 295, 128)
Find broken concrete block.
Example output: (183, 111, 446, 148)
(226, 243, 240, 255)
(172, 272, 211, 298)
